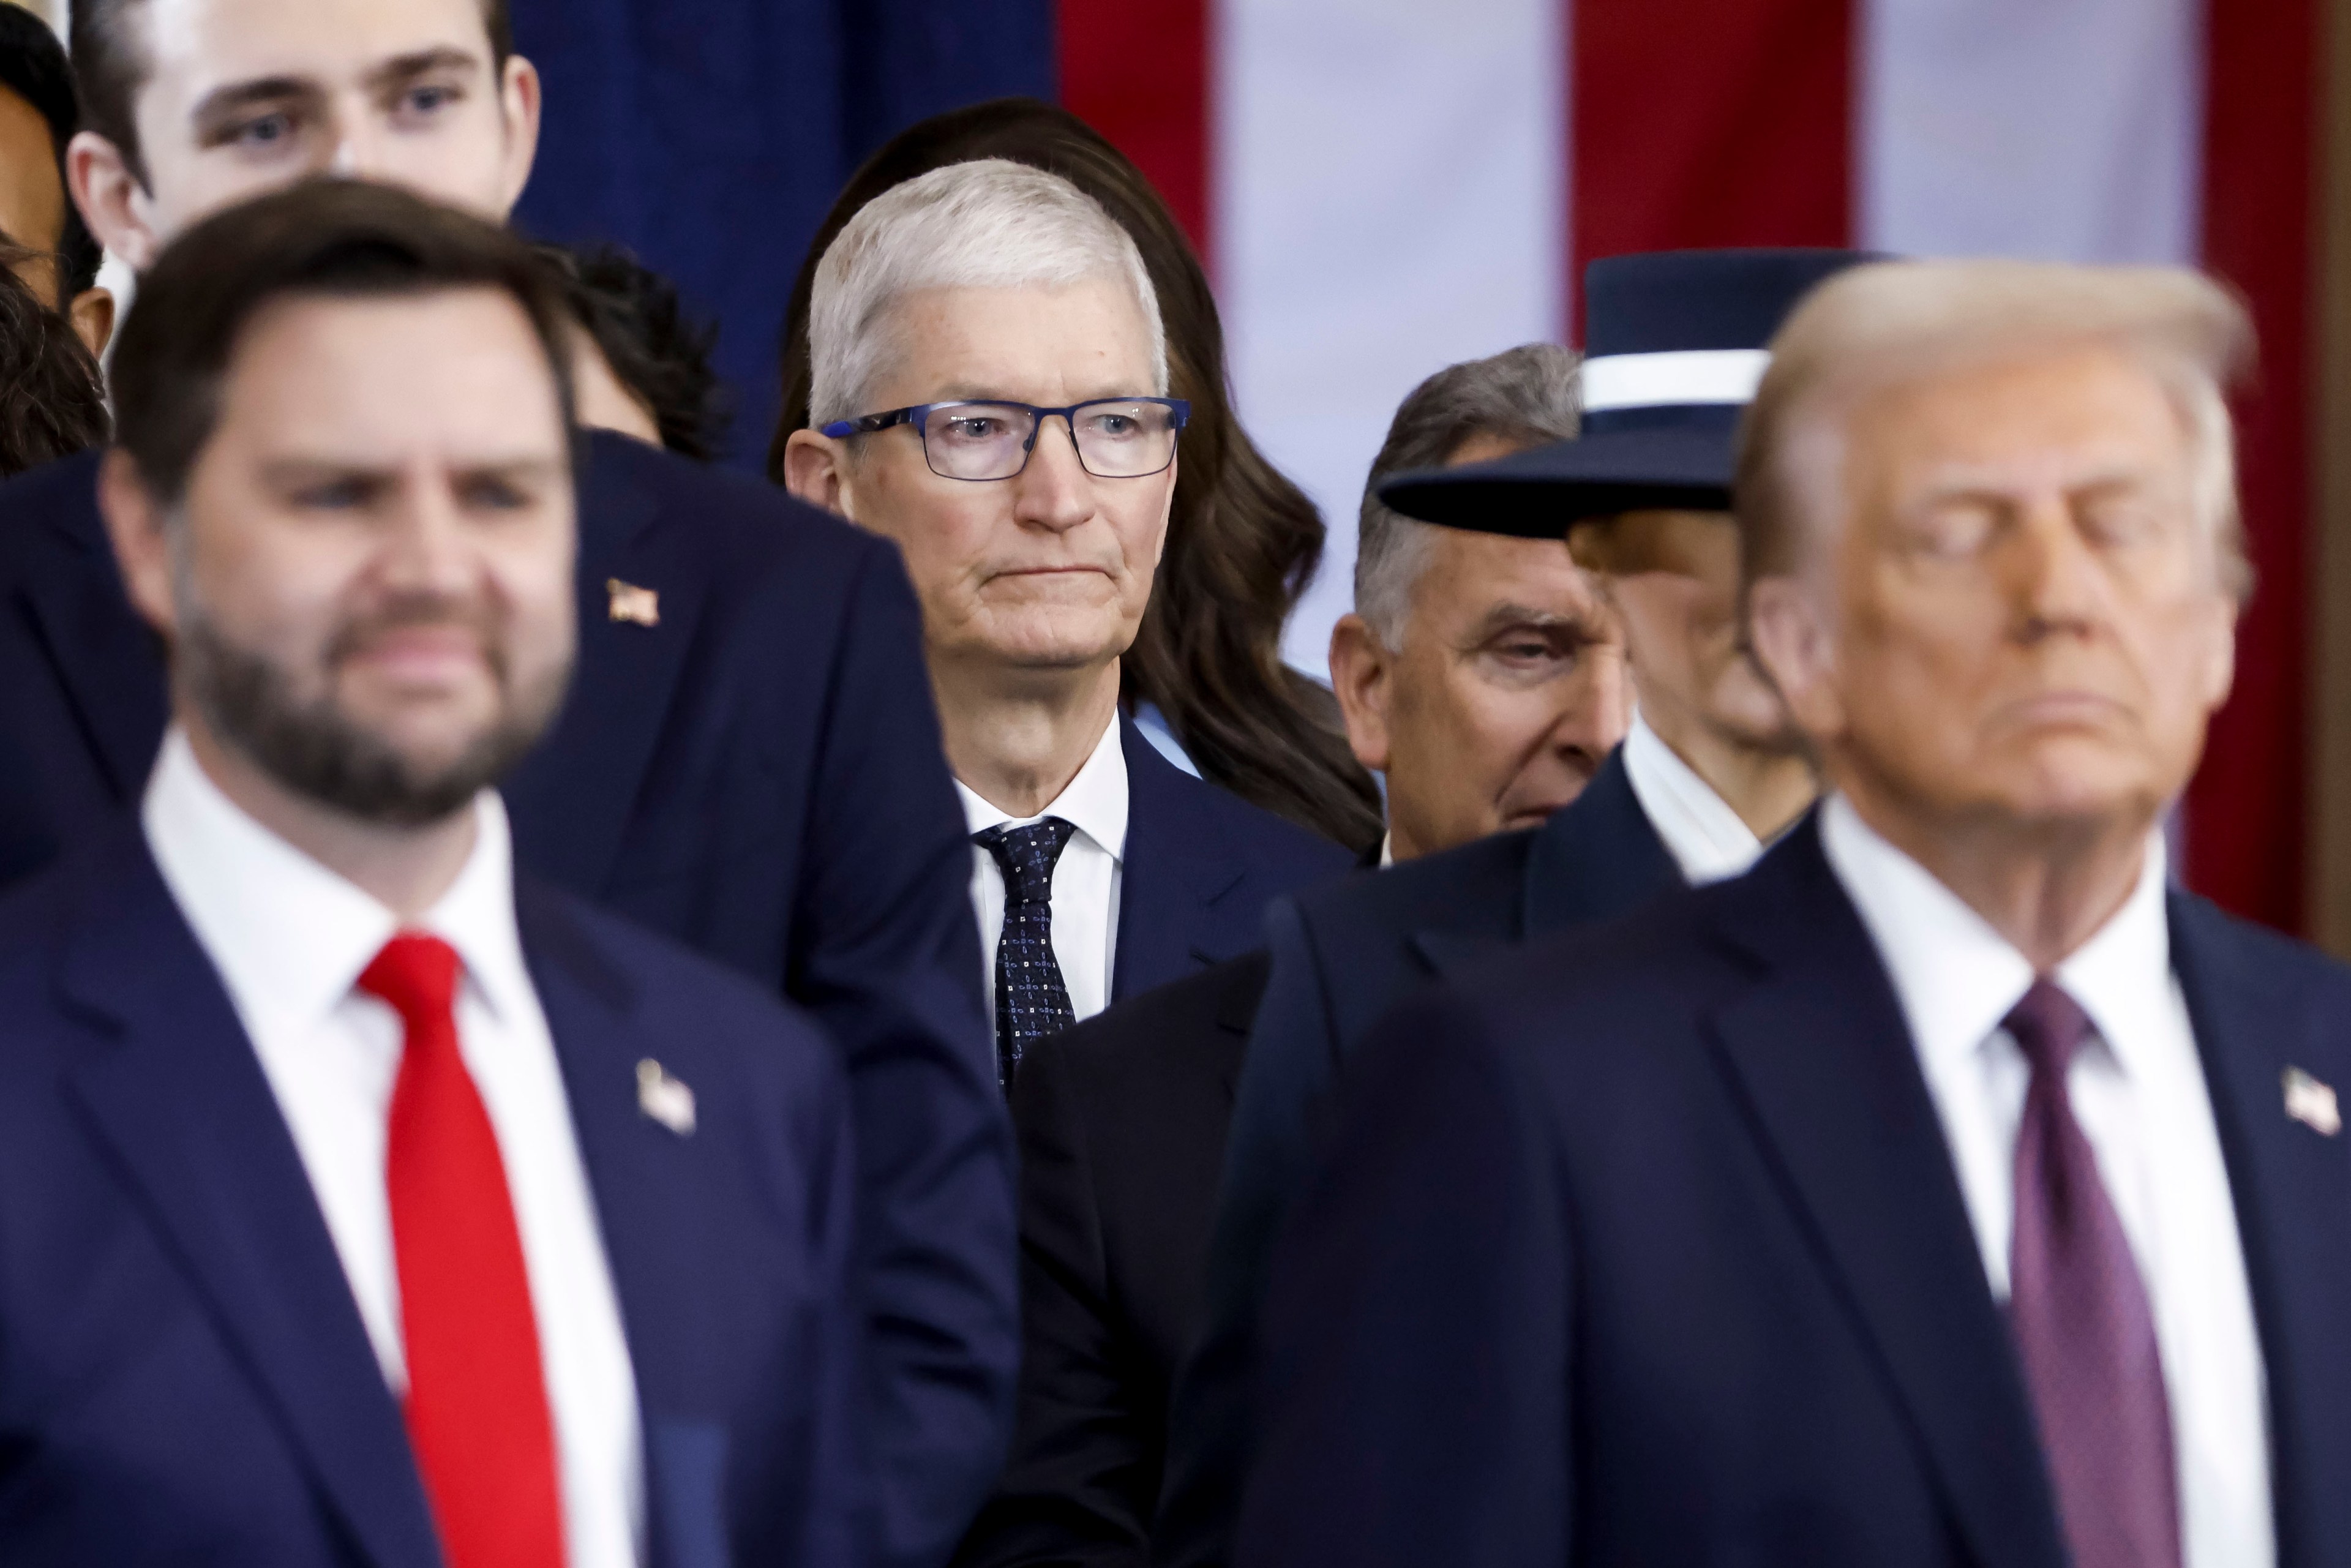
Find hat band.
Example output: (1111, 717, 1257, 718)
(1580, 348, 1771, 414)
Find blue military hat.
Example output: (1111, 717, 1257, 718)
(1379, 248, 1881, 539)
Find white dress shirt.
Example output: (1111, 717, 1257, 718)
(1619, 708, 1764, 885)
(1818, 794, 2271, 1568)
(959, 715, 1128, 1023)
(143, 730, 645, 1568)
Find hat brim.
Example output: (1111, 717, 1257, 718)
(1378, 429, 1733, 539)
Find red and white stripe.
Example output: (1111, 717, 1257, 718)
(1065, 0, 2317, 930)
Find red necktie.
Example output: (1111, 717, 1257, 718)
(359, 933, 566, 1568)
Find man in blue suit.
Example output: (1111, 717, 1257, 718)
(6, 5, 1013, 1560)
(0, 179, 861, 1567)
(1156, 249, 1866, 1567)
(1241, 259, 2343, 1568)
(782, 158, 1348, 1092)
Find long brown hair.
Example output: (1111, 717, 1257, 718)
(771, 99, 1383, 854)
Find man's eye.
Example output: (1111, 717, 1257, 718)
(944, 418, 1007, 441)
(230, 111, 298, 148)
(460, 476, 528, 511)
(294, 478, 373, 510)
(1910, 505, 1997, 559)
(401, 84, 461, 117)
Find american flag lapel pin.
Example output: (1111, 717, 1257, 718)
(637, 1059, 696, 1136)
(2284, 1067, 2341, 1136)
(607, 578, 660, 628)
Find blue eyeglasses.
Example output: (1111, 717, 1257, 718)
(820, 397, 1191, 482)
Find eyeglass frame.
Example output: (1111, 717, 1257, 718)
(819, 396, 1193, 482)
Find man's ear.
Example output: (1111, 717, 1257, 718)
(1743, 574, 1840, 740)
(67, 286, 114, 360)
(1327, 613, 1395, 774)
(782, 429, 856, 520)
(97, 448, 179, 640)
(495, 56, 544, 219)
(68, 132, 162, 272)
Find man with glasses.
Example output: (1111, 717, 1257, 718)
(786, 158, 1348, 1089)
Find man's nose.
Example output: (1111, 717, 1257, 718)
(2008, 494, 2105, 636)
(375, 484, 479, 595)
(1011, 417, 1097, 533)
(325, 111, 388, 180)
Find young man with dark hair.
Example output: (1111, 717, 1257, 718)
(0, 6, 1016, 1562)
(541, 241, 732, 462)
(0, 176, 863, 1568)
(0, 5, 113, 353)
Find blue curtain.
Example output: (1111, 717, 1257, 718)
(511, 0, 1056, 471)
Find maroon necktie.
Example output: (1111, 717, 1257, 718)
(2005, 980, 2181, 1568)
(360, 933, 566, 1568)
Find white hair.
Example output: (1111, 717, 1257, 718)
(1737, 258, 2254, 602)
(805, 157, 1168, 427)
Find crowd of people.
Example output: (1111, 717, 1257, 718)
(0, 3, 2337, 1568)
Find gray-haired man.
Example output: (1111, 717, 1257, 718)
(952, 340, 1620, 1568)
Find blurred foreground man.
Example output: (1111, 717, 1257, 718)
(0, 5, 1014, 1555)
(954, 342, 1619, 1567)
(0, 182, 861, 1568)
(1157, 249, 1861, 1567)
(785, 158, 1346, 1092)
(1240, 260, 2351, 1568)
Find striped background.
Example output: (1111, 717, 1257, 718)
(1068, 0, 2318, 934)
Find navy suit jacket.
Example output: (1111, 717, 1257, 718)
(1109, 717, 1352, 1003)
(1239, 816, 2351, 1568)
(1156, 749, 1680, 1566)
(0, 436, 1014, 1568)
(0, 824, 866, 1568)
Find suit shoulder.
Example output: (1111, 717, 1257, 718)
(1295, 828, 1536, 944)
(0, 448, 103, 572)
(598, 435, 888, 575)
(1035, 951, 1267, 1080)
(1152, 752, 1354, 885)
(519, 879, 844, 1090)
(2172, 889, 2351, 999)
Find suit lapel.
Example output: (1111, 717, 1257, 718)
(1112, 717, 1245, 1000)
(56, 831, 441, 1568)
(1408, 928, 1511, 977)
(1703, 823, 2067, 1568)
(12, 453, 168, 800)
(1522, 746, 1683, 937)
(517, 883, 743, 1568)
(2169, 898, 2351, 1568)
(506, 434, 710, 899)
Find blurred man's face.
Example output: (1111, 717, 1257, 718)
(800, 276, 1175, 689)
(1751, 343, 2235, 844)
(0, 83, 68, 303)
(102, 287, 577, 824)
(1334, 513, 1627, 861)
(1573, 508, 1799, 757)
(71, 0, 539, 269)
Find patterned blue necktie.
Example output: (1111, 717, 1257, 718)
(974, 818, 1079, 1088)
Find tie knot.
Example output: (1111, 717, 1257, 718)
(2005, 978, 2096, 1080)
(975, 818, 1078, 905)
(357, 931, 463, 1027)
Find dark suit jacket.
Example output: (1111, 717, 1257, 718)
(0, 436, 1013, 1568)
(1239, 817, 2351, 1568)
(0, 824, 867, 1568)
(1108, 719, 1351, 1000)
(1156, 749, 1679, 1566)
(956, 954, 1272, 1568)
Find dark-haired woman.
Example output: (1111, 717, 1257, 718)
(771, 99, 1383, 856)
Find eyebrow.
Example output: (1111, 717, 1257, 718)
(189, 48, 482, 135)
(1463, 602, 1606, 645)
(361, 47, 484, 96)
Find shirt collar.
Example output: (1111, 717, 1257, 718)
(1619, 708, 1764, 885)
(143, 726, 533, 1027)
(956, 713, 1130, 864)
(1819, 792, 2171, 1079)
